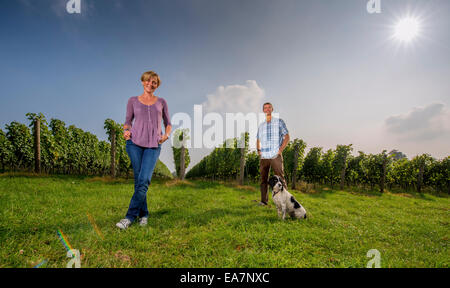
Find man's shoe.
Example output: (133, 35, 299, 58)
(139, 217, 148, 227)
(116, 218, 132, 230)
(258, 201, 268, 206)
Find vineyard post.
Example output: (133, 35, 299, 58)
(417, 159, 424, 193)
(292, 143, 299, 189)
(340, 164, 346, 190)
(239, 146, 245, 185)
(34, 118, 41, 174)
(179, 145, 185, 180)
(110, 129, 116, 178)
(380, 153, 387, 193)
(337, 145, 352, 191)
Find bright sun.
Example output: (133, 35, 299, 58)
(393, 17, 421, 42)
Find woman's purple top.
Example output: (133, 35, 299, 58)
(125, 96, 171, 148)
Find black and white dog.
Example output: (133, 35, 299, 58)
(268, 175, 307, 220)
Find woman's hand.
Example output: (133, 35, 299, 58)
(159, 134, 169, 144)
(124, 130, 131, 140)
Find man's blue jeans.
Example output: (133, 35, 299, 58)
(125, 139, 161, 222)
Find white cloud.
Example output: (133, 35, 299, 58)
(384, 103, 450, 141)
(202, 80, 265, 114)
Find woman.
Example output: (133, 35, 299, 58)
(116, 71, 172, 230)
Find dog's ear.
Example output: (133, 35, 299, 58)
(268, 176, 277, 189)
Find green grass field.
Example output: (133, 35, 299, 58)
(0, 174, 448, 268)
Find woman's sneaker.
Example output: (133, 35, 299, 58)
(116, 218, 132, 230)
(139, 217, 148, 227)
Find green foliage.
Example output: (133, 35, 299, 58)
(320, 149, 335, 186)
(171, 128, 191, 178)
(389, 149, 407, 160)
(282, 139, 307, 183)
(303, 147, 322, 184)
(333, 144, 353, 189)
(1, 113, 448, 194)
(0, 129, 14, 172)
(427, 156, 450, 193)
(154, 160, 175, 179)
(5, 121, 33, 170)
(346, 151, 367, 186)
(49, 118, 70, 173)
(411, 154, 434, 193)
(300, 146, 448, 194)
(186, 133, 249, 180)
(188, 134, 448, 195)
(0, 113, 172, 178)
(104, 118, 130, 177)
(365, 152, 385, 190)
(244, 151, 260, 182)
(388, 157, 414, 190)
(26, 113, 58, 173)
(333, 145, 353, 174)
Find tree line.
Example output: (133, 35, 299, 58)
(1, 113, 448, 194)
(0, 113, 172, 178)
(186, 133, 449, 194)
(186, 133, 248, 181)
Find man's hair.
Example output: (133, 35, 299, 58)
(263, 102, 273, 109)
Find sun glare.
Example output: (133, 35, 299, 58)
(393, 17, 421, 43)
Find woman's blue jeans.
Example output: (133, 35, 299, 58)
(125, 139, 161, 222)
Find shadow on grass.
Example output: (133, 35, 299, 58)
(145, 204, 263, 230)
(295, 185, 384, 199)
(0, 173, 169, 186)
(302, 187, 338, 199)
(152, 208, 171, 217)
(188, 181, 224, 190)
(345, 189, 383, 198)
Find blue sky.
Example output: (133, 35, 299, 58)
(1, 0, 449, 171)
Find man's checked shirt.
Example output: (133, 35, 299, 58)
(257, 118, 289, 159)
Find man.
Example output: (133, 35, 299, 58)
(256, 102, 290, 206)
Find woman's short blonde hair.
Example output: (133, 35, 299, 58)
(141, 71, 161, 87)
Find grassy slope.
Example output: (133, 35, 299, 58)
(0, 174, 448, 268)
